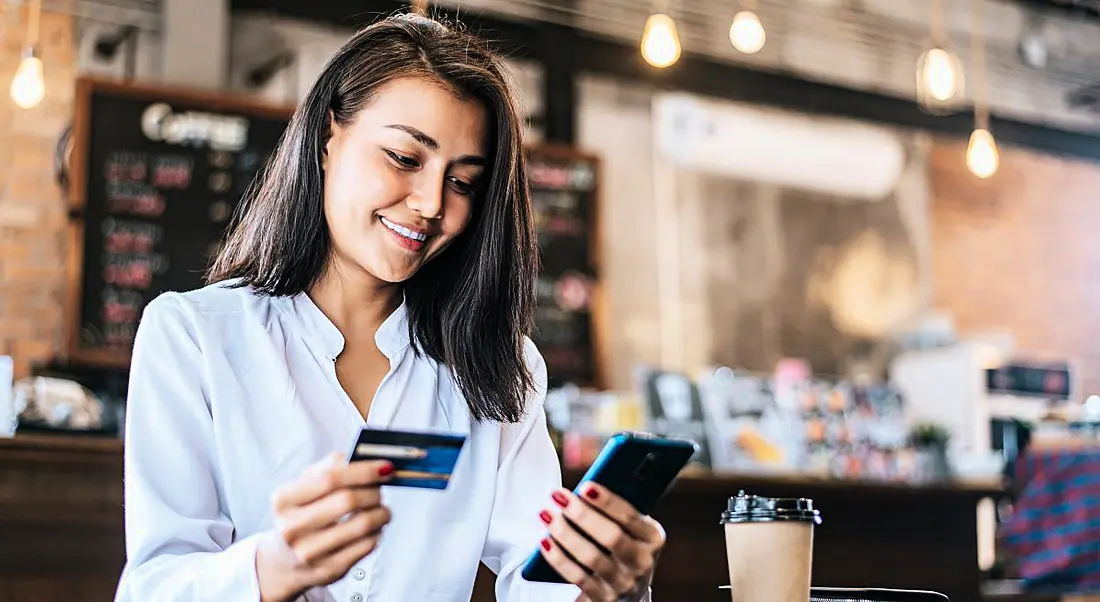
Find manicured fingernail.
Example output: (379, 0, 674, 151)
(541, 538, 552, 551)
(378, 462, 394, 476)
(539, 510, 553, 525)
(551, 491, 569, 508)
(584, 486, 599, 501)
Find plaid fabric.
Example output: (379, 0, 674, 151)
(999, 447, 1100, 592)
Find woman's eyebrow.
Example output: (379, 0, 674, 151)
(385, 124, 438, 150)
(385, 123, 486, 166)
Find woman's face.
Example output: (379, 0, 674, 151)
(322, 77, 489, 284)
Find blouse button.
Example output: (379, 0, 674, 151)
(351, 594, 364, 602)
(352, 568, 366, 581)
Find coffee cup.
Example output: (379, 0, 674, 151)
(720, 490, 821, 602)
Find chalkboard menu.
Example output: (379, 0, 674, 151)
(526, 144, 605, 389)
(65, 78, 292, 366)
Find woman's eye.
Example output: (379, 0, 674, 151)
(448, 176, 474, 196)
(384, 150, 420, 169)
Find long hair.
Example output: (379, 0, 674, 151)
(208, 13, 538, 423)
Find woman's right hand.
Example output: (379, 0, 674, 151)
(257, 452, 394, 602)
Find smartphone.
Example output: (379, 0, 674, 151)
(520, 431, 699, 583)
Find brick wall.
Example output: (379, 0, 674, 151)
(0, 7, 76, 378)
(930, 136, 1100, 396)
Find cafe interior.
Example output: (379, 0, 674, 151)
(3, 0, 1100, 600)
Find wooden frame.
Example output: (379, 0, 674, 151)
(525, 141, 608, 391)
(64, 76, 295, 368)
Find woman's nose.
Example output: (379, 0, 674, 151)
(405, 179, 444, 219)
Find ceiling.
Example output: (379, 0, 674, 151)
(425, 0, 1100, 134)
(1019, 0, 1100, 17)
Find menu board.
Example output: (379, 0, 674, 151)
(65, 78, 292, 366)
(526, 144, 605, 389)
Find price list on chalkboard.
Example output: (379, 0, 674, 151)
(67, 79, 291, 364)
(527, 146, 602, 388)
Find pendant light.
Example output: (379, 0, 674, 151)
(916, 0, 964, 114)
(641, 1, 682, 68)
(10, 0, 45, 110)
(966, 0, 999, 179)
(729, 0, 766, 55)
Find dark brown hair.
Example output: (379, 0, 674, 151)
(208, 13, 538, 423)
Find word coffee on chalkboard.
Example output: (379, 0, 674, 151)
(66, 78, 292, 365)
(526, 145, 603, 389)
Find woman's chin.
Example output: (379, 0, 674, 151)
(364, 261, 423, 285)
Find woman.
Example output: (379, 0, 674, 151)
(114, 13, 665, 602)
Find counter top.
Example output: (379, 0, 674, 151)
(0, 434, 1003, 602)
(2, 433, 1004, 498)
(0, 432, 123, 454)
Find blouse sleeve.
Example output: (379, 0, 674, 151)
(482, 340, 653, 602)
(114, 294, 265, 601)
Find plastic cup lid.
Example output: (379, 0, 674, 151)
(719, 490, 822, 525)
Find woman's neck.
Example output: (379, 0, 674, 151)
(307, 263, 403, 345)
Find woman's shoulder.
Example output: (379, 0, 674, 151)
(139, 279, 277, 343)
(521, 336, 547, 387)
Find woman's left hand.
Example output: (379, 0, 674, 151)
(538, 483, 665, 602)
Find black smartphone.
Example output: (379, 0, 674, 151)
(520, 431, 698, 583)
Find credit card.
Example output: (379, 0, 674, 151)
(347, 428, 467, 490)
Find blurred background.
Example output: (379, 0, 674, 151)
(4, 0, 1100, 601)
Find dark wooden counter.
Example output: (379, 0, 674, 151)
(0, 435, 1004, 602)
(557, 468, 1004, 602)
(0, 434, 125, 601)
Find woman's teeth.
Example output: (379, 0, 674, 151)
(380, 216, 428, 242)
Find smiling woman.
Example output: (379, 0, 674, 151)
(114, 12, 662, 602)
(208, 16, 533, 425)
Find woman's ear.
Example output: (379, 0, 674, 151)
(322, 109, 338, 170)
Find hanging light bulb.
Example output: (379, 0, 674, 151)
(916, 46, 964, 108)
(916, 0, 963, 114)
(729, 10, 766, 54)
(641, 13, 681, 68)
(11, 48, 46, 109)
(966, 128, 999, 179)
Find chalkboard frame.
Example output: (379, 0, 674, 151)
(64, 77, 295, 368)
(524, 142, 608, 390)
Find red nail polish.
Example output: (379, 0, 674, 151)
(584, 486, 599, 501)
(551, 491, 569, 508)
(539, 510, 553, 525)
(541, 538, 552, 551)
(378, 462, 394, 476)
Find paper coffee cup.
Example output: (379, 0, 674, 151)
(720, 490, 821, 602)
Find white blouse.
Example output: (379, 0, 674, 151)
(113, 281, 586, 602)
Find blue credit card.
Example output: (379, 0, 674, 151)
(347, 428, 467, 490)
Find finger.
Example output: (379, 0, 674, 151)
(578, 482, 665, 544)
(544, 508, 635, 594)
(293, 505, 392, 564)
(539, 537, 618, 602)
(305, 532, 382, 586)
(272, 453, 342, 510)
(340, 458, 398, 488)
(280, 487, 383, 544)
(273, 459, 392, 511)
(553, 489, 653, 576)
